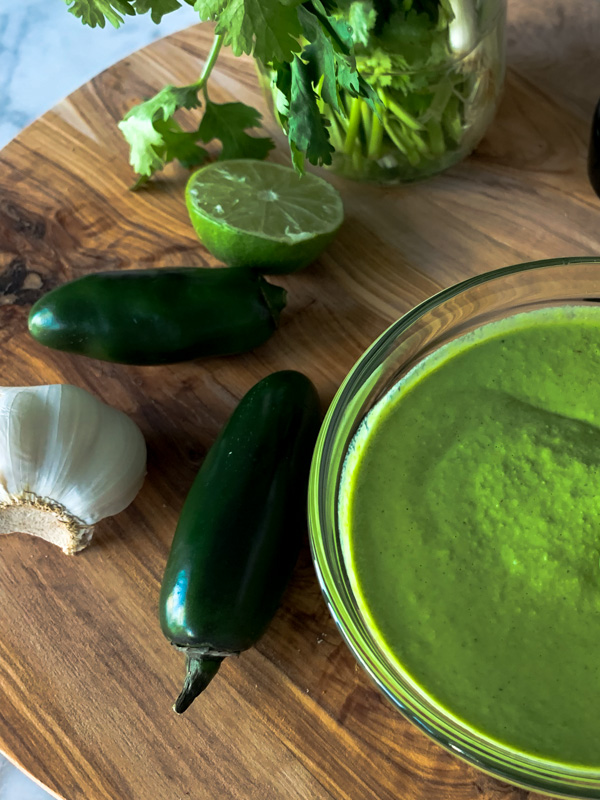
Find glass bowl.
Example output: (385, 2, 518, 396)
(308, 257, 600, 798)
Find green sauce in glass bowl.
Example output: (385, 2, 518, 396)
(341, 305, 600, 768)
(309, 259, 600, 798)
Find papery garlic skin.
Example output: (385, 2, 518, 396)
(0, 384, 146, 554)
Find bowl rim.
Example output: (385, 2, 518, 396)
(307, 255, 600, 798)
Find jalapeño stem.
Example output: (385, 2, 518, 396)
(173, 654, 224, 714)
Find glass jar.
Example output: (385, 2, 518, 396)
(260, 0, 507, 184)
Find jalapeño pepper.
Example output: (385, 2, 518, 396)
(28, 267, 286, 365)
(159, 370, 321, 713)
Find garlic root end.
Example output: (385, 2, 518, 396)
(0, 497, 94, 555)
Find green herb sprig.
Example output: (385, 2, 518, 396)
(64, 0, 375, 183)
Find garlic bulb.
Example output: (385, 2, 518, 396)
(0, 384, 146, 554)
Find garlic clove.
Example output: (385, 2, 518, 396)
(0, 384, 147, 554)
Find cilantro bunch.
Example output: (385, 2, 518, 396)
(64, 0, 377, 184)
(303, 0, 504, 182)
(64, 0, 503, 185)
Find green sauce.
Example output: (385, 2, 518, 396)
(340, 306, 600, 768)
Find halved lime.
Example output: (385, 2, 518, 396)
(185, 160, 344, 274)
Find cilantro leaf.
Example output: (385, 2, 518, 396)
(357, 73, 380, 107)
(118, 83, 201, 133)
(289, 140, 305, 173)
(132, 0, 183, 23)
(193, 0, 303, 63)
(262, 1, 380, 170)
(64, 0, 136, 28)
(270, 60, 292, 119)
(119, 115, 165, 175)
(346, 0, 377, 46)
(310, 0, 379, 113)
(297, 8, 338, 111)
(117, 82, 273, 182)
(288, 56, 334, 166)
(130, 119, 209, 188)
(198, 100, 275, 160)
(152, 118, 209, 168)
(378, 8, 449, 68)
(297, 2, 377, 118)
(118, 84, 204, 176)
(310, 0, 354, 51)
(64, 0, 183, 27)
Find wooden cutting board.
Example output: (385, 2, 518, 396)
(0, 1, 599, 798)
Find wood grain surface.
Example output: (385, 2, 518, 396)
(0, 0, 599, 798)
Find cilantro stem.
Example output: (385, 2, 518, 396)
(409, 130, 429, 157)
(368, 111, 383, 160)
(344, 98, 363, 156)
(320, 107, 345, 153)
(422, 76, 455, 125)
(383, 119, 421, 166)
(378, 89, 423, 132)
(196, 34, 224, 91)
(426, 118, 446, 156)
(360, 101, 372, 145)
(328, 114, 346, 153)
(442, 93, 463, 142)
(448, 0, 478, 55)
(315, 75, 326, 114)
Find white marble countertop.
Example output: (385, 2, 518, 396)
(1, 0, 200, 149)
(0, 4, 200, 795)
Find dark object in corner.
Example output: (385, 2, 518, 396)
(588, 97, 600, 199)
